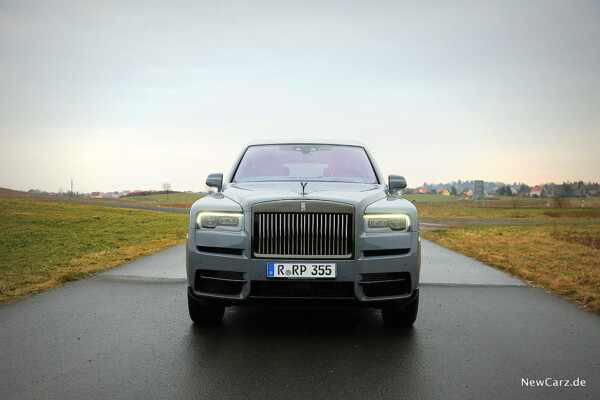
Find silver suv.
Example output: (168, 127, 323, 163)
(186, 140, 420, 327)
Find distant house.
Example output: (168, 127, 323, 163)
(418, 188, 428, 194)
(572, 184, 586, 197)
(441, 188, 450, 196)
(117, 190, 131, 198)
(47, 192, 57, 197)
(530, 186, 546, 197)
(462, 189, 473, 197)
(436, 188, 444, 194)
(90, 192, 102, 198)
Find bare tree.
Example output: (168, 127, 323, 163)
(162, 182, 172, 200)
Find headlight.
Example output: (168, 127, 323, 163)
(197, 212, 244, 232)
(364, 214, 410, 233)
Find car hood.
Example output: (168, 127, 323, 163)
(222, 181, 387, 213)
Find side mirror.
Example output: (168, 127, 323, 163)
(206, 173, 223, 192)
(388, 175, 407, 193)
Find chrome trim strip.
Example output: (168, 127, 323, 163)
(198, 276, 248, 284)
(358, 278, 407, 285)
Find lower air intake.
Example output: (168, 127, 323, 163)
(359, 272, 411, 297)
(195, 269, 246, 295)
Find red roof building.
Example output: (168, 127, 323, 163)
(530, 186, 546, 197)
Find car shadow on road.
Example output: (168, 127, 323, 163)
(197, 305, 416, 335)
(179, 306, 427, 398)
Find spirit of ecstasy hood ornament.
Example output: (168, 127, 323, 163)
(300, 182, 308, 196)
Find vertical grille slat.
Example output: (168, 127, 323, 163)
(258, 214, 262, 254)
(322, 214, 325, 256)
(336, 214, 340, 255)
(274, 213, 277, 256)
(328, 214, 332, 256)
(301, 213, 304, 255)
(279, 213, 283, 255)
(309, 214, 313, 255)
(260, 214, 264, 254)
(344, 214, 348, 254)
(254, 212, 353, 258)
(341, 216, 344, 254)
(294, 213, 298, 255)
(284, 213, 287, 255)
(261, 213, 265, 254)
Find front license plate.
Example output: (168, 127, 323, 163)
(267, 263, 337, 279)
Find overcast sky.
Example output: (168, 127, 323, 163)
(1, 0, 599, 193)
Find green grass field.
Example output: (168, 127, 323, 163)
(423, 224, 600, 314)
(120, 193, 205, 203)
(402, 194, 600, 208)
(0, 199, 188, 305)
(402, 194, 466, 203)
(415, 204, 600, 220)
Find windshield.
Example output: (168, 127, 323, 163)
(233, 144, 378, 183)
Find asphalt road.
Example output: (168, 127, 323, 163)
(1, 240, 599, 399)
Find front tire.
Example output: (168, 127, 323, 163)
(188, 292, 225, 325)
(381, 293, 419, 328)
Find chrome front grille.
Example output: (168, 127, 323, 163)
(253, 212, 353, 259)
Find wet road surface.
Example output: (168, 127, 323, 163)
(1, 240, 599, 399)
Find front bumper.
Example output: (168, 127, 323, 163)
(187, 228, 421, 307)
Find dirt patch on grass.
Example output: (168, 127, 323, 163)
(551, 233, 600, 250)
(503, 213, 530, 219)
(543, 211, 562, 218)
(558, 209, 600, 218)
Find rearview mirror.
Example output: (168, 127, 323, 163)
(206, 173, 223, 192)
(388, 175, 407, 193)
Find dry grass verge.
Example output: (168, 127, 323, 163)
(422, 224, 600, 314)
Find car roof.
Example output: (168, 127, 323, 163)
(243, 138, 367, 147)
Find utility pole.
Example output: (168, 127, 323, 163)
(71, 179, 73, 197)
